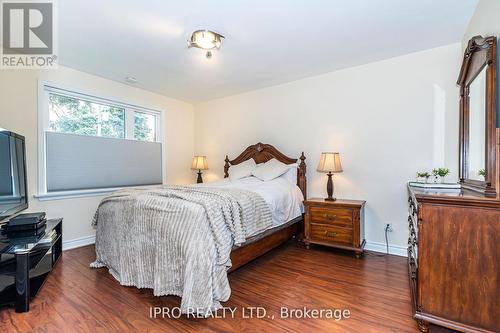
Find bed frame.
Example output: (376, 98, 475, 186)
(225, 143, 307, 272)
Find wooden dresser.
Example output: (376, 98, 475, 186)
(304, 198, 365, 257)
(407, 185, 500, 332)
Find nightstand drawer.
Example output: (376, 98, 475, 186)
(309, 206, 353, 227)
(310, 223, 353, 245)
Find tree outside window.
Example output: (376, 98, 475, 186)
(48, 94, 156, 141)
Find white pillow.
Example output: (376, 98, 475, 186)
(228, 159, 256, 181)
(280, 163, 298, 184)
(252, 158, 291, 181)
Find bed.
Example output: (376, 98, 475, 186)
(91, 142, 307, 314)
(222, 143, 307, 271)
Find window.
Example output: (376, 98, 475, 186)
(46, 90, 159, 142)
(38, 83, 163, 199)
(49, 93, 125, 139)
(134, 111, 156, 141)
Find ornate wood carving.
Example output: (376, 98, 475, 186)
(298, 152, 307, 199)
(353, 209, 360, 222)
(224, 155, 230, 178)
(223, 142, 307, 199)
(458, 36, 496, 87)
(457, 35, 498, 197)
(416, 319, 429, 333)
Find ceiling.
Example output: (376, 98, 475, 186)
(58, 0, 478, 103)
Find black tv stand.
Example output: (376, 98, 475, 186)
(0, 218, 62, 312)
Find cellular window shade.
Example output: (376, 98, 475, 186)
(46, 132, 162, 192)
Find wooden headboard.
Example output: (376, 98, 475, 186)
(224, 142, 307, 199)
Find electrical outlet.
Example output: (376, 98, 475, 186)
(385, 223, 393, 232)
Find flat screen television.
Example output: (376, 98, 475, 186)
(0, 130, 28, 222)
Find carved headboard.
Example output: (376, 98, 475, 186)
(224, 142, 307, 199)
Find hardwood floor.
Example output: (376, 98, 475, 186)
(0, 241, 449, 332)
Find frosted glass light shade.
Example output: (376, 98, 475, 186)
(189, 30, 224, 50)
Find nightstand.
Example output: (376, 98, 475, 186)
(304, 198, 365, 258)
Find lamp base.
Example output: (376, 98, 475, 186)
(325, 172, 335, 201)
(196, 170, 203, 184)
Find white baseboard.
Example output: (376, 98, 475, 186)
(365, 241, 407, 257)
(61, 235, 406, 257)
(63, 235, 95, 251)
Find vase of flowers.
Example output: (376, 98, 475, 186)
(478, 169, 486, 179)
(416, 172, 431, 183)
(432, 168, 450, 184)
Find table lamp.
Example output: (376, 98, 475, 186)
(317, 152, 343, 201)
(191, 156, 208, 183)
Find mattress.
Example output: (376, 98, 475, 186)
(237, 215, 302, 247)
(198, 176, 304, 237)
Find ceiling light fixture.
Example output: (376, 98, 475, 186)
(187, 29, 224, 59)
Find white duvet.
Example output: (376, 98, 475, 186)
(199, 176, 304, 233)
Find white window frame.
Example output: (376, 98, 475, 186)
(36, 80, 165, 200)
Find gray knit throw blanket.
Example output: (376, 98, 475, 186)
(90, 186, 272, 315)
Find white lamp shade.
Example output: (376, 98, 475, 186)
(317, 152, 343, 173)
(191, 156, 208, 170)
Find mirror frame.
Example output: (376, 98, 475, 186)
(457, 35, 497, 197)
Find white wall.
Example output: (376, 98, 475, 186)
(0, 65, 194, 246)
(194, 43, 462, 250)
(463, 0, 500, 47)
(0, 43, 464, 253)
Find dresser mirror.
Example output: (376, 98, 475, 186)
(467, 66, 486, 181)
(457, 36, 498, 197)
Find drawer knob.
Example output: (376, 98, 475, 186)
(324, 231, 337, 237)
(324, 214, 337, 220)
